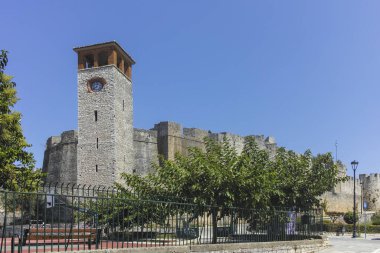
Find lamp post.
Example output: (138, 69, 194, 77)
(360, 181, 363, 215)
(351, 160, 359, 238)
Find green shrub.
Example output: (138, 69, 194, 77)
(343, 212, 358, 224)
(371, 212, 380, 225)
(323, 219, 331, 224)
(323, 223, 380, 233)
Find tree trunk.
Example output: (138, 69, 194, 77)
(212, 207, 218, 244)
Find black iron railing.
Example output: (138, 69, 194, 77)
(0, 184, 323, 253)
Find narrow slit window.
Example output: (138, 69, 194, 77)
(123, 100, 125, 111)
(96, 138, 99, 149)
(96, 165, 98, 172)
(94, 110, 98, 121)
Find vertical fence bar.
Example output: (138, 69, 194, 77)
(0, 191, 6, 253)
(76, 194, 80, 251)
(18, 192, 24, 253)
(11, 192, 16, 253)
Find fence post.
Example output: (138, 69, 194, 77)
(96, 229, 101, 249)
(0, 191, 8, 253)
(320, 208, 323, 235)
(11, 236, 14, 253)
(17, 236, 22, 253)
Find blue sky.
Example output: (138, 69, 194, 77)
(2, 1, 380, 176)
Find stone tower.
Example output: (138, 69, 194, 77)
(74, 42, 135, 186)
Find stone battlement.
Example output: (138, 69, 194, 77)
(46, 130, 78, 148)
(324, 170, 380, 212)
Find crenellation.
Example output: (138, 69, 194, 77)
(183, 127, 209, 141)
(47, 136, 62, 148)
(61, 130, 77, 144)
(154, 121, 182, 137)
(134, 128, 158, 142)
(265, 136, 276, 145)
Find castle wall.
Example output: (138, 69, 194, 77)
(153, 122, 277, 160)
(332, 177, 360, 195)
(133, 128, 159, 175)
(322, 176, 360, 213)
(44, 122, 278, 184)
(322, 192, 356, 213)
(360, 173, 380, 210)
(42, 130, 77, 184)
(322, 173, 380, 213)
(42, 124, 380, 213)
(153, 122, 207, 160)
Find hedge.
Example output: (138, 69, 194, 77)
(324, 223, 380, 233)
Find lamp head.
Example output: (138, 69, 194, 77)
(351, 160, 359, 171)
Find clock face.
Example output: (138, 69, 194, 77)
(91, 81, 103, 92)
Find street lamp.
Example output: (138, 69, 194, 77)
(360, 180, 364, 215)
(351, 160, 359, 238)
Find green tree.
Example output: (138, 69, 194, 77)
(343, 211, 358, 224)
(371, 212, 380, 225)
(118, 137, 277, 243)
(117, 136, 346, 243)
(270, 148, 346, 210)
(0, 50, 44, 192)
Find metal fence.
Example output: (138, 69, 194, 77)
(0, 184, 323, 253)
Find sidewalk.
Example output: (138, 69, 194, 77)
(324, 232, 380, 240)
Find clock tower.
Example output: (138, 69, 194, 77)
(74, 42, 135, 186)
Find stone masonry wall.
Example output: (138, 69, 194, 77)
(43, 128, 158, 183)
(42, 130, 77, 184)
(360, 173, 380, 210)
(77, 65, 134, 187)
(133, 128, 159, 175)
(322, 173, 380, 212)
(42, 122, 380, 212)
(113, 66, 134, 183)
(153, 122, 278, 160)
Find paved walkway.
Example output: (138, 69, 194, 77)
(321, 234, 380, 253)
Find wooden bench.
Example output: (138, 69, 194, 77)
(20, 228, 101, 248)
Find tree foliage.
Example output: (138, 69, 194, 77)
(119, 136, 345, 209)
(117, 136, 346, 242)
(371, 212, 380, 225)
(0, 50, 44, 191)
(343, 211, 358, 224)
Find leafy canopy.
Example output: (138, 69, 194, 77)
(119, 136, 345, 211)
(0, 50, 44, 191)
(116, 131, 345, 243)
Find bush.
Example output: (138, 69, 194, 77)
(323, 219, 331, 224)
(371, 212, 380, 225)
(323, 223, 380, 233)
(343, 212, 358, 224)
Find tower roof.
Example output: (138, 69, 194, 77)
(73, 41, 135, 65)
